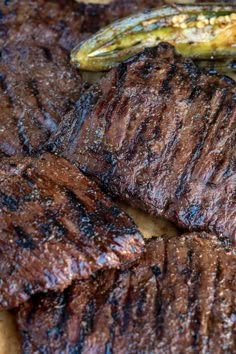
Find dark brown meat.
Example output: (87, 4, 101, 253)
(0, 43, 82, 158)
(0, 0, 160, 52)
(0, 153, 144, 309)
(16, 233, 236, 354)
(0, 0, 160, 159)
(49, 43, 236, 244)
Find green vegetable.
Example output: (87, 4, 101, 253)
(71, 3, 236, 72)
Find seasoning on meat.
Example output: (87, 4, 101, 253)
(16, 233, 236, 354)
(0, 0, 160, 160)
(71, 3, 236, 72)
(0, 153, 144, 310)
(49, 43, 236, 244)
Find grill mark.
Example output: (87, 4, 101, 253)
(65, 188, 87, 215)
(28, 78, 55, 132)
(223, 156, 236, 178)
(122, 276, 132, 333)
(43, 210, 82, 248)
(116, 62, 128, 97)
(188, 264, 202, 351)
(14, 225, 36, 250)
(159, 64, 177, 95)
(68, 89, 101, 151)
(103, 62, 128, 136)
(154, 279, 164, 340)
(206, 259, 221, 352)
(46, 291, 70, 342)
(153, 116, 183, 182)
(40, 46, 53, 62)
(65, 189, 97, 240)
(0, 66, 15, 106)
(74, 299, 97, 354)
(175, 86, 224, 199)
(98, 151, 117, 189)
(17, 117, 33, 155)
(0, 73, 6, 91)
(184, 63, 201, 104)
(21, 168, 36, 188)
(136, 287, 147, 317)
(125, 120, 150, 162)
(105, 293, 119, 354)
(123, 63, 179, 163)
(206, 98, 236, 182)
(39, 220, 68, 242)
(0, 191, 19, 211)
(162, 240, 168, 277)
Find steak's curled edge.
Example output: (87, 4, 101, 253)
(0, 153, 144, 310)
(16, 233, 236, 354)
(49, 43, 236, 244)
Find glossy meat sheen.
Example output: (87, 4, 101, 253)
(0, 43, 82, 158)
(0, 153, 144, 309)
(0, 0, 160, 159)
(17, 233, 236, 354)
(50, 43, 236, 244)
(0, 0, 160, 52)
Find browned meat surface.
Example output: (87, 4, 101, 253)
(0, 0, 160, 53)
(0, 0, 159, 159)
(16, 233, 236, 354)
(0, 153, 144, 310)
(0, 43, 83, 158)
(49, 43, 236, 244)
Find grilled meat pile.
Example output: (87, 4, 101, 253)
(0, 1, 235, 353)
(50, 43, 236, 245)
(0, 0, 159, 159)
(0, 153, 143, 309)
(17, 233, 236, 354)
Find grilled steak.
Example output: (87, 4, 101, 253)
(0, 153, 144, 309)
(49, 43, 236, 244)
(0, 0, 159, 51)
(16, 233, 236, 354)
(0, 43, 83, 158)
(0, 0, 160, 160)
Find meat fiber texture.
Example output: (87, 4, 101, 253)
(0, 153, 144, 309)
(16, 233, 236, 354)
(0, 0, 160, 159)
(49, 43, 236, 245)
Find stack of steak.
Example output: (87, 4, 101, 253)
(0, 1, 235, 353)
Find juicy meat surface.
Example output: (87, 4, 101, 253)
(49, 43, 236, 244)
(0, 0, 160, 51)
(0, 43, 82, 158)
(0, 0, 159, 159)
(0, 153, 144, 309)
(16, 233, 236, 354)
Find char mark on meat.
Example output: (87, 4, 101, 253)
(49, 43, 236, 244)
(0, 153, 144, 309)
(16, 233, 236, 354)
(0, 0, 160, 160)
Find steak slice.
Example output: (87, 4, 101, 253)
(0, 43, 82, 158)
(49, 43, 236, 244)
(16, 233, 236, 354)
(0, 0, 160, 51)
(0, 153, 144, 309)
(0, 0, 160, 160)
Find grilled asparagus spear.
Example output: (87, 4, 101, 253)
(71, 3, 236, 72)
